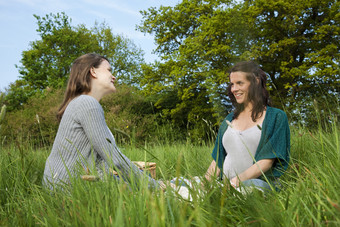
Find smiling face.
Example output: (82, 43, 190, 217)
(229, 71, 251, 106)
(91, 60, 116, 95)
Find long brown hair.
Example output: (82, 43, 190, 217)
(227, 61, 271, 121)
(57, 53, 109, 121)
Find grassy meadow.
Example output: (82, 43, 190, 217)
(0, 120, 339, 226)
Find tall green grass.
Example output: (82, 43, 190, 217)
(0, 122, 339, 226)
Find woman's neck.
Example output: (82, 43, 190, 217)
(243, 101, 253, 114)
(85, 91, 102, 102)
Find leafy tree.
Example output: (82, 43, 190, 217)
(138, 0, 340, 126)
(3, 79, 35, 112)
(17, 12, 99, 90)
(138, 0, 235, 127)
(6, 12, 145, 110)
(242, 0, 340, 125)
(93, 22, 145, 85)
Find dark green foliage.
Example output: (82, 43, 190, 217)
(17, 13, 99, 90)
(0, 85, 186, 147)
(3, 79, 35, 112)
(1, 88, 63, 147)
(101, 84, 185, 145)
(138, 0, 340, 126)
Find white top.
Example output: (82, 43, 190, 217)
(222, 124, 262, 180)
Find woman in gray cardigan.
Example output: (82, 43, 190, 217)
(43, 53, 159, 189)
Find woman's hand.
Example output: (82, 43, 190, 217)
(159, 181, 167, 191)
(229, 177, 240, 188)
(159, 180, 177, 191)
(204, 160, 220, 182)
(229, 159, 274, 187)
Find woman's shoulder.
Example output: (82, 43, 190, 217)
(73, 95, 98, 103)
(225, 111, 234, 120)
(266, 106, 289, 123)
(70, 95, 100, 106)
(67, 95, 102, 112)
(267, 106, 287, 116)
(217, 112, 234, 131)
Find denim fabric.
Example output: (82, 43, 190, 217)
(241, 178, 272, 193)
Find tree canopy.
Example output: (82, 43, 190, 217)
(138, 0, 340, 125)
(5, 12, 145, 111)
(3, 1, 340, 129)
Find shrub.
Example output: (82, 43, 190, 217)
(1, 85, 185, 147)
(1, 88, 62, 147)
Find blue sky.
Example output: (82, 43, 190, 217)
(0, 0, 179, 91)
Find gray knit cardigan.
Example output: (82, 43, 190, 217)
(43, 95, 157, 188)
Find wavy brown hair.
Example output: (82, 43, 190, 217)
(57, 53, 109, 121)
(227, 61, 271, 122)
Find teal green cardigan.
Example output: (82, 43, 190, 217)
(211, 106, 290, 180)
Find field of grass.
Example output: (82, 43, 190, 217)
(0, 122, 339, 226)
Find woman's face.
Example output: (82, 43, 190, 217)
(92, 60, 116, 94)
(230, 71, 251, 105)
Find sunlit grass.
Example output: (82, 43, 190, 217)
(0, 121, 339, 226)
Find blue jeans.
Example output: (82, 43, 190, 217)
(241, 178, 276, 193)
(242, 179, 271, 189)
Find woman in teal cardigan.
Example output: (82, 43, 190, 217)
(205, 61, 290, 191)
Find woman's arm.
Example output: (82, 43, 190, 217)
(77, 96, 158, 186)
(204, 160, 221, 181)
(230, 158, 274, 187)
